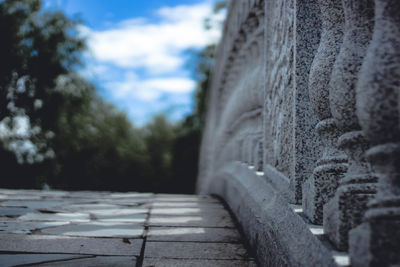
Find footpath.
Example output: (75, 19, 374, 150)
(0, 189, 257, 266)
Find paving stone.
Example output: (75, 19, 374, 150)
(35, 256, 137, 266)
(152, 201, 224, 208)
(151, 207, 229, 216)
(66, 191, 111, 198)
(60, 203, 120, 211)
(144, 242, 249, 260)
(0, 253, 90, 267)
(34, 191, 69, 198)
(58, 205, 148, 216)
(0, 191, 255, 265)
(110, 192, 154, 198)
(106, 199, 152, 207)
(90, 208, 148, 216)
(0, 220, 68, 234)
(95, 213, 147, 223)
(147, 227, 241, 242)
(0, 194, 42, 200)
(142, 258, 258, 267)
(154, 195, 219, 203)
(19, 212, 90, 223)
(40, 222, 144, 237)
(0, 207, 32, 216)
(0, 233, 143, 256)
(149, 214, 235, 228)
(0, 200, 70, 210)
(155, 194, 214, 199)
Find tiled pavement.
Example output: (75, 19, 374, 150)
(0, 189, 257, 267)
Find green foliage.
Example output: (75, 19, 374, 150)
(169, 1, 227, 193)
(0, 0, 226, 193)
(0, 0, 85, 164)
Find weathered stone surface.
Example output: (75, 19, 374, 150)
(0, 220, 68, 234)
(349, 0, 400, 265)
(19, 212, 90, 223)
(148, 214, 234, 228)
(196, 0, 400, 265)
(147, 227, 241, 242)
(323, 0, 377, 250)
(0, 233, 143, 256)
(94, 213, 147, 223)
(0, 253, 90, 267)
(195, 1, 340, 265)
(151, 201, 223, 208)
(151, 207, 229, 216)
(302, 0, 348, 225)
(349, 220, 400, 267)
(207, 162, 338, 266)
(142, 258, 257, 267)
(144, 241, 248, 260)
(0, 207, 33, 216)
(1, 200, 70, 210)
(35, 256, 137, 266)
(154, 195, 218, 203)
(0, 190, 254, 266)
(323, 183, 375, 250)
(40, 222, 144, 237)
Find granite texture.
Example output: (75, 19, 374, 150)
(142, 258, 258, 267)
(197, 0, 399, 265)
(208, 162, 340, 267)
(264, 0, 295, 187)
(293, 0, 324, 205)
(324, 0, 378, 250)
(197, 0, 265, 194)
(349, 0, 400, 265)
(302, 0, 348, 225)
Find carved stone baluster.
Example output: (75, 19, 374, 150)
(236, 138, 243, 162)
(349, 0, 400, 265)
(324, 0, 377, 250)
(302, 0, 347, 224)
(238, 138, 243, 162)
(249, 138, 257, 167)
(254, 138, 263, 171)
(242, 137, 250, 164)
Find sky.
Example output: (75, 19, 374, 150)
(42, 0, 223, 126)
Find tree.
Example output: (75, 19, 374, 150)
(143, 115, 176, 192)
(0, 0, 227, 193)
(169, 0, 227, 193)
(0, 0, 85, 165)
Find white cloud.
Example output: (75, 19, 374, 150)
(83, 2, 220, 74)
(104, 72, 195, 101)
(79, 1, 224, 124)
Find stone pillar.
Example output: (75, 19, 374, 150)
(254, 139, 263, 172)
(349, 0, 400, 265)
(242, 138, 250, 164)
(302, 0, 347, 225)
(249, 138, 258, 167)
(237, 138, 244, 162)
(323, 0, 377, 251)
(235, 138, 242, 161)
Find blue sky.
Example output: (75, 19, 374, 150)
(42, 0, 223, 126)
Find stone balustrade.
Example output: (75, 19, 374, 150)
(303, 0, 348, 225)
(349, 0, 400, 265)
(197, 0, 400, 266)
(324, 0, 377, 251)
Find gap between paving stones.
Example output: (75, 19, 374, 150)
(136, 199, 152, 267)
(0, 190, 257, 267)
